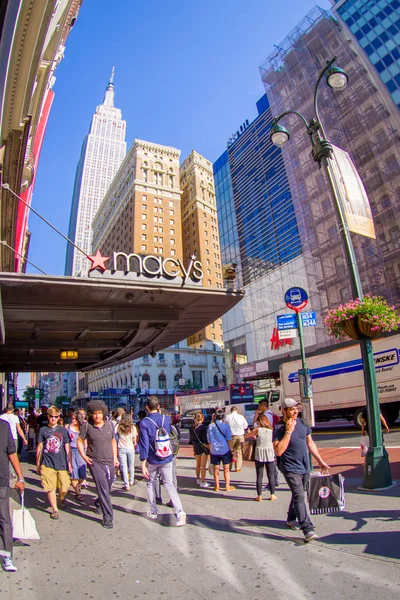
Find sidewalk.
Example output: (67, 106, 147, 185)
(2, 449, 399, 600)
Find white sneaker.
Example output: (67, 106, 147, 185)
(2, 557, 17, 572)
(200, 481, 210, 488)
(304, 530, 319, 543)
(196, 478, 201, 485)
(176, 511, 186, 527)
(147, 511, 158, 520)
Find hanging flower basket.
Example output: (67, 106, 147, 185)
(339, 317, 382, 340)
(324, 296, 399, 341)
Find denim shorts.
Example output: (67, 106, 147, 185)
(210, 451, 232, 466)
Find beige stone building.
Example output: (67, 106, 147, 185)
(180, 151, 224, 348)
(92, 139, 182, 260)
(93, 143, 224, 349)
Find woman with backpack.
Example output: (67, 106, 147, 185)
(207, 408, 236, 492)
(117, 413, 138, 490)
(244, 414, 277, 502)
(189, 412, 210, 488)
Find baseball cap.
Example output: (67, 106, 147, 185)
(281, 398, 301, 409)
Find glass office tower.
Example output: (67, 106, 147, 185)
(214, 97, 315, 363)
(214, 95, 301, 289)
(331, 0, 400, 110)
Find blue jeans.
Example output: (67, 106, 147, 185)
(118, 448, 135, 485)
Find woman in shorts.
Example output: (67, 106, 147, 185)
(207, 408, 236, 492)
(189, 412, 210, 488)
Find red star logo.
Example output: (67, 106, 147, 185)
(87, 250, 110, 272)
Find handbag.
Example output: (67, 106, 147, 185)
(192, 426, 210, 455)
(242, 439, 256, 461)
(307, 472, 345, 515)
(360, 436, 368, 457)
(12, 493, 40, 540)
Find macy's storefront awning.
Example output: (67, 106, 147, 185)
(0, 272, 243, 373)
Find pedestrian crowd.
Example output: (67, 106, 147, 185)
(0, 395, 329, 572)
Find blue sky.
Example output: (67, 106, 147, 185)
(26, 0, 331, 278)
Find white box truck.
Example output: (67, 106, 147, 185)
(274, 334, 400, 428)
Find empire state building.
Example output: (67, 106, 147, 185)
(65, 69, 126, 275)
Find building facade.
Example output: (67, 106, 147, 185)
(180, 151, 224, 347)
(83, 142, 225, 403)
(331, 0, 400, 111)
(65, 70, 126, 275)
(92, 139, 182, 260)
(215, 5, 400, 374)
(0, 0, 83, 273)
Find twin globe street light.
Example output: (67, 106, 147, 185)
(269, 57, 392, 490)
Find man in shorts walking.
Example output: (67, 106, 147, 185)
(36, 405, 72, 520)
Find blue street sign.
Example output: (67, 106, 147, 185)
(277, 311, 317, 330)
(277, 314, 297, 330)
(285, 287, 308, 311)
(301, 311, 317, 327)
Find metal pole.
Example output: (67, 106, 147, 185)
(321, 154, 392, 489)
(296, 311, 314, 471)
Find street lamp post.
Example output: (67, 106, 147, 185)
(270, 57, 392, 489)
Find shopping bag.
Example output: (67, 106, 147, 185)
(308, 473, 345, 515)
(12, 493, 40, 540)
(242, 439, 255, 461)
(360, 436, 368, 457)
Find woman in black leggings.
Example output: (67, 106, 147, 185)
(245, 414, 277, 502)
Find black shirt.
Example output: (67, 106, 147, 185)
(37, 414, 49, 430)
(189, 423, 208, 455)
(38, 425, 70, 471)
(79, 421, 115, 465)
(273, 418, 312, 474)
(0, 421, 16, 487)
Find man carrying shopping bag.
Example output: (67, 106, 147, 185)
(0, 418, 25, 572)
(273, 398, 329, 543)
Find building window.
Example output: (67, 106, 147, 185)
(142, 234, 147, 240)
(158, 373, 167, 389)
(141, 245, 146, 251)
(142, 373, 150, 390)
(171, 239, 175, 245)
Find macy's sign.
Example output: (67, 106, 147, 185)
(113, 252, 203, 285)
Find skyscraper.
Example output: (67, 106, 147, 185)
(92, 139, 182, 260)
(180, 151, 224, 348)
(65, 69, 126, 275)
(213, 95, 305, 362)
(260, 6, 400, 312)
(331, 0, 400, 111)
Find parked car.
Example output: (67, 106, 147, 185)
(180, 408, 215, 428)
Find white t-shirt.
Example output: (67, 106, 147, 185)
(0, 413, 20, 440)
(226, 412, 248, 436)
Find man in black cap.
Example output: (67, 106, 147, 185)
(273, 397, 329, 543)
